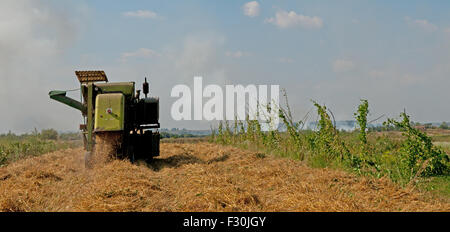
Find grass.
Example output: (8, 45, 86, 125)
(0, 130, 82, 167)
(417, 176, 450, 199)
(433, 142, 450, 154)
(210, 97, 450, 198)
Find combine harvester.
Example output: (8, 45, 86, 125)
(49, 70, 160, 167)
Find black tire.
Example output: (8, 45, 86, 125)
(128, 145, 135, 163)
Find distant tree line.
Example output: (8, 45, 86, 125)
(160, 132, 205, 139)
(367, 121, 450, 132)
(0, 129, 81, 141)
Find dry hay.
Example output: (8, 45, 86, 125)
(87, 132, 122, 168)
(0, 142, 448, 212)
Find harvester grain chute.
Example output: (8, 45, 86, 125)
(49, 70, 160, 167)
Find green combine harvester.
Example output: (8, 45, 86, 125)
(49, 70, 160, 167)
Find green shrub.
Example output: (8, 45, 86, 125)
(41, 129, 58, 140)
(0, 129, 80, 166)
(355, 99, 369, 156)
(385, 112, 450, 178)
(210, 96, 449, 186)
(439, 122, 449, 130)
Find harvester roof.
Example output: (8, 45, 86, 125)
(75, 70, 108, 83)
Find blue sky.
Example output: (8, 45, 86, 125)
(1, 0, 450, 133)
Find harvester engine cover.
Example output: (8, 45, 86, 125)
(95, 93, 125, 132)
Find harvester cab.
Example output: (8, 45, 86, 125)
(49, 70, 160, 167)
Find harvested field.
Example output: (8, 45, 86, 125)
(0, 142, 448, 212)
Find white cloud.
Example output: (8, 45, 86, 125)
(443, 27, 450, 35)
(405, 17, 438, 32)
(225, 50, 251, 58)
(277, 57, 295, 63)
(122, 10, 158, 19)
(413, 19, 438, 31)
(174, 34, 226, 82)
(369, 70, 386, 78)
(333, 59, 355, 73)
(265, 10, 323, 29)
(242, 1, 260, 18)
(369, 69, 424, 85)
(121, 48, 160, 61)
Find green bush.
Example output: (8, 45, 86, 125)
(385, 112, 450, 178)
(0, 129, 80, 166)
(440, 122, 449, 130)
(40, 129, 58, 140)
(210, 96, 450, 186)
(355, 99, 369, 156)
(307, 101, 350, 167)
